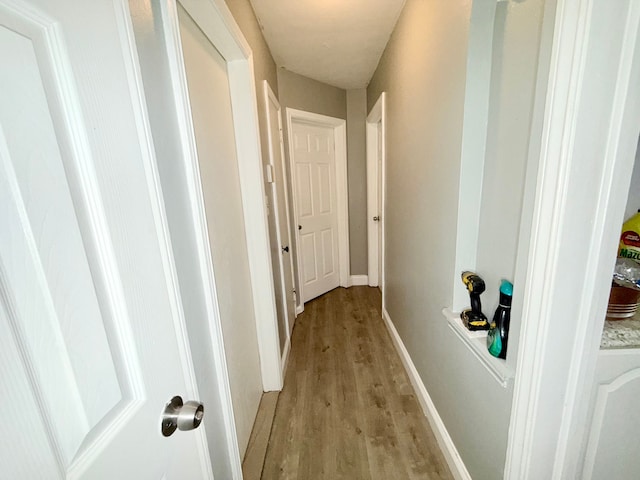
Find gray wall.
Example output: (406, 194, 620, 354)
(366, 0, 547, 476)
(278, 68, 347, 120)
(346, 89, 368, 275)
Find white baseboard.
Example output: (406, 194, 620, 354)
(295, 304, 304, 316)
(381, 308, 471, 480)
(281, 335, 291, 379)
(349, 274, 369, 286)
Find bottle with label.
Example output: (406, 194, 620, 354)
(619, 210, 640, 261)
(487, 280, 513, 359)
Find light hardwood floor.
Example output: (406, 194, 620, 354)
(243, 392, 279, 479)
(260, 286, 453, 480)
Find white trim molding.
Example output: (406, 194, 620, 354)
(285, 108, 350, 303)
(349, 275, 369, 286)
(381, 308, 471, 480)
(280, 335, 291, 380)
(366, 92, 386, 296)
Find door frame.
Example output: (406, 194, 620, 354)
(286, 108, 350, 307)
(263, 80, 296, 373)
(164, 0, 282, 392)
(366, 92, 386, 296)
(504, 0, 640, 477)
(159, 1, 283, 475)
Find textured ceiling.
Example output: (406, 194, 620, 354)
(249, 0, 406, 90)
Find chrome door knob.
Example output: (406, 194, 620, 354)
(161, 396, 204, 437)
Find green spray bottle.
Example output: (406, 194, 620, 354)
(487, 280, 513, 359)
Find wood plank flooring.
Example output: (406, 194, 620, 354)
(243, 392, 279, 480)
(260, 286, 453, 480)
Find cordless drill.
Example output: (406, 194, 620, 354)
(460, 271, 489, 331)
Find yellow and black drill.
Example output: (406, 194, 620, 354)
(460, 271, 490, 331)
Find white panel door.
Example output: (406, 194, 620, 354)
(177, 4, 263, 456)
(376, 121, 383, 288)
(0, 0, 211, 478)
(265, 83, 296, 340)
(291, 121, 340, 302)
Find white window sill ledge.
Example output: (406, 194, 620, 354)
(442, 307, 514, 388)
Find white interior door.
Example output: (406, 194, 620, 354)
(291, 120, 340, 303)
(264, 82, 296, 342)
(377, 121, 383, 288)
(0, 0, 211, 478)
(177, 3, 263, 457)
(367, 93, 385, 291)
(264, 172, 288, 356)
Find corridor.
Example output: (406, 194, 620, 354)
(259, 287, 452, 479)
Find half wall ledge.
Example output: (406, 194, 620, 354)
(442, 307, 514, 388)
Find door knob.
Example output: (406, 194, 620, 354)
(161, 396, 204, 437)
(373, 216, 380, 222)
(282, 245, 289, 253)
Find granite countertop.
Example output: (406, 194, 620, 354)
(601, 314, 640, 349)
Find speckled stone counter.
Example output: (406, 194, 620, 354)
(601, 315, 640, 349)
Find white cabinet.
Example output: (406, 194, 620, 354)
(582, 349, 640, 479)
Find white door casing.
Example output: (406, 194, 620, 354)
(366, 92, 386, 293)
(0, 0, 212, 478)
(263, 81, 296, 367)
(287, 109, 350, 304)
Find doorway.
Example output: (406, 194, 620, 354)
(133, 0, 284, 476)
(366, 92, 386, 293)
(263, 80, 296, 371)
(286, 108, 350, 305)
(176, 1, 265, 462)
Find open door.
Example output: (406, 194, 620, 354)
(264, 81, 296, 365)
(367, 93, 386, 292)
(0, 0, 212, 477)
